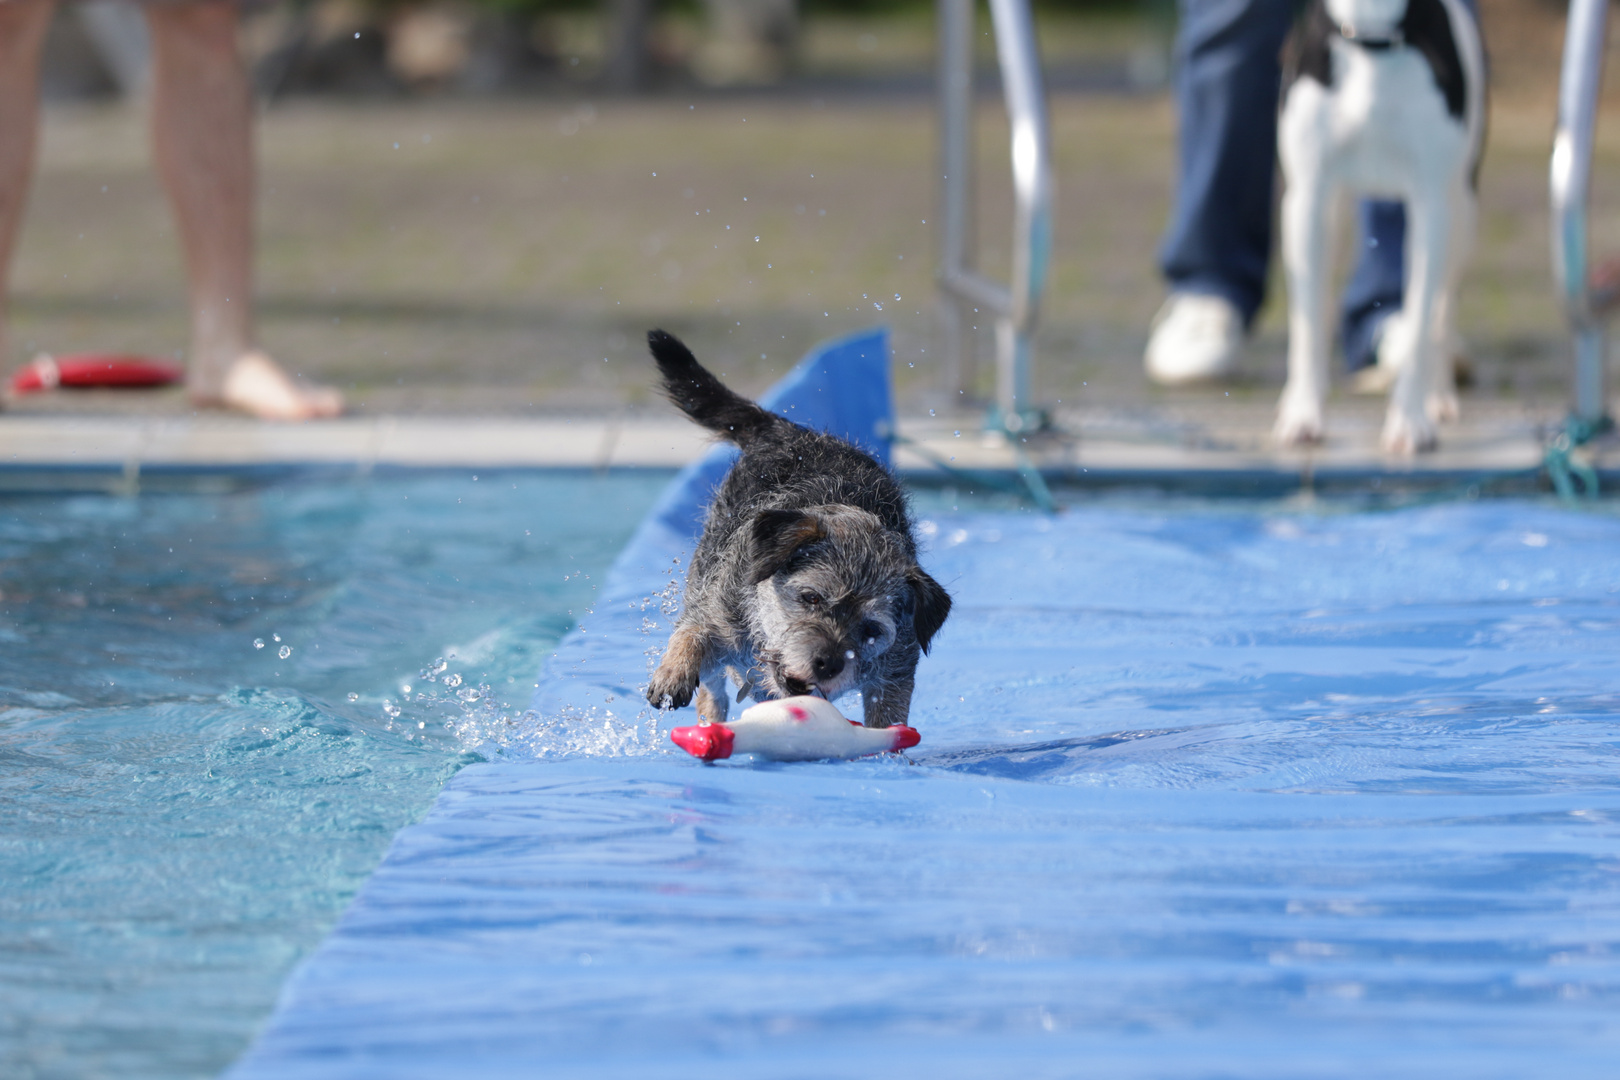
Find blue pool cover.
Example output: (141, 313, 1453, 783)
(231, 331, 1620, 1079)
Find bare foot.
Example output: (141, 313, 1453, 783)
(199, 350, 344, 420)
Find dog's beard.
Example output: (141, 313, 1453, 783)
(756, 649, 858, 702)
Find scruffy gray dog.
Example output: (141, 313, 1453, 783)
(644, 329, 952, 729)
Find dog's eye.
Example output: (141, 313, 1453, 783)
(799, 590, 823, 607)
(860, 620, 883, 645)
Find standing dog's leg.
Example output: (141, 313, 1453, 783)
(861, 668, 915, 730)
(695, 672, 731, 724)
(1382, 178, 1450, 454)
(1425, 180, 1475, 425)
(1275, 157, 1340, 446)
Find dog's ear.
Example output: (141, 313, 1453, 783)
(905, 567, 952, 654)
(748, 509, 827, 583)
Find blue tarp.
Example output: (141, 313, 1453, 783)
(231, 330, 1620, 1079)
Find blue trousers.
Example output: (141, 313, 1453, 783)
(1157, 0, 1405, 370)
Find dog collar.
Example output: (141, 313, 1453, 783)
(1337, 23, 1404, 49)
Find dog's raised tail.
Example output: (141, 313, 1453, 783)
(648, 329, 781, 447)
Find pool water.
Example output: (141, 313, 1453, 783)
(233, 493, 1620, 1079)
(9, 475, 1620, 1078)
(0, 471, 668, 1080)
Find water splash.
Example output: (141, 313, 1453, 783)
(390, 657, 669, 762)
(460, 702, 666, 761)
(379, 560, 693, 762)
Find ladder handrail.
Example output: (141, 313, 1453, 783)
(1550, 0, 1612, 425)
(936, 0, 1054, 432)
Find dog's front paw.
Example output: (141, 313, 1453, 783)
(1381, 407, 1438, 456)
(646, 660, 699, 710)
(1273, 393, 1325, 447)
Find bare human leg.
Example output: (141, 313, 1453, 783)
(145, 0, 341, 419)
(0, 0, 54, 378)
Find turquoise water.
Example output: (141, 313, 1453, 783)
(0, 471, 667, 1080)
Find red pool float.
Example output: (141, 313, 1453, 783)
(8, 353, 184, 396)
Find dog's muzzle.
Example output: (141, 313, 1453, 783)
(779, 645, 859, 699)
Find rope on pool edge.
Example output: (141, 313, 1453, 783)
(878, 423, 1058, 513)
(1544, 414, 1612, 501)
(888, 418, 1612, 507)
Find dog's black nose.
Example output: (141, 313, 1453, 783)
(811, 650, 846, 681)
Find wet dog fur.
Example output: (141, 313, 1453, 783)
(643, 329, 951, 729)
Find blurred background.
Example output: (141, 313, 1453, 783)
(10, 0, 1615, 420)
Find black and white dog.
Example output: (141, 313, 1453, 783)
(1274, 0, 1486, 454)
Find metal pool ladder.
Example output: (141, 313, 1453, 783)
(935, 0, 1054, 440)
(1550, 0, 1617, 497)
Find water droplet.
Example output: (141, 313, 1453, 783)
(929, 409, 936, 416)
(253, 638, 265, 650)
(844, 649, 855, 660)
(445, 673, 463, 689)
(273, 634, 281, 643)
(400, 683, 412, 695)
(278, 645, 292, 659)
(418, 721, 426, 729)
(347, 692, 359, 702)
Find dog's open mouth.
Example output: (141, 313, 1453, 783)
(780, 674, 838, 701)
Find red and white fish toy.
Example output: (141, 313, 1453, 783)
(670, 695, 920, 763)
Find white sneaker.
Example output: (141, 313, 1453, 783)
(1349, 311, 1404, 395)
(1143, 292, 1243, 386)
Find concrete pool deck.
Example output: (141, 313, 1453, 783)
(1, 395, 1613, 496)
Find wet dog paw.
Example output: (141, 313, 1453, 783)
(646, 662, 699, 710)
